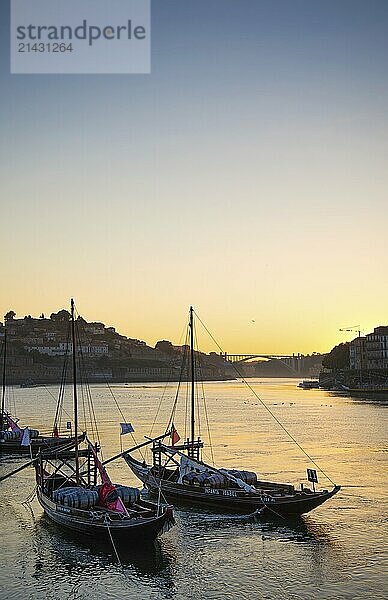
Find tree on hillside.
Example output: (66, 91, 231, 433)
(50, 310, 70, 322)
(155, 340, 175, 355)
(322, 343, 350, 371)
(4, 311, 16, 321)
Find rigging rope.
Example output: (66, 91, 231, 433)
(193, 323, 215, 465)
(193, 310, 336, 486)
(54, 326, 71, 434)
(165, 330, 190, 435)
(151, 321, 189, 442)
(105, 517, 122, 566)
(74, 306, 143, 459)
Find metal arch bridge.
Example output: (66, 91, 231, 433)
(222, 353, 303, 364)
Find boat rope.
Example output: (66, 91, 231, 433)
(259, 496, 286, 520)
(105, 516, 122, 565)
(74, 321, 102, 452)
(74, 307, 142, 459)
(22, 487, 37, 505)
(150, 321, 188, 440)
(156, 477, 170, 508)
(165, 332, 190, 438)
(43, 385, 72, 423)
(54, 326, 71, 433)
(184, 367, 189, 442)
(156, 478, 163, 516)
(194, 310, 336, 487)
(150, 357, 180, 439)
(194, 326, 215, 466)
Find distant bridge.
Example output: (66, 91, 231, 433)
(221, 353, 306, 372)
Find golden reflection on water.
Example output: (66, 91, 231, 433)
(1, 378, 387, 599)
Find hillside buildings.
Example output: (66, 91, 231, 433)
(349, 326, 388, 371)
(0, 309, 232, 383)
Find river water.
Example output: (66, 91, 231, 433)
(0, 378, 387, 600)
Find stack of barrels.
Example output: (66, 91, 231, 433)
(223, 469, 258, 486)
(92, 484, 141, 506)
(182, 471, 229, 488)
(182, 469, 258, 488)
(1, 428, 39, 440)
(53, 487, 99, 509)
(2, 431, 21, 440)
(114, 485, 140, 505)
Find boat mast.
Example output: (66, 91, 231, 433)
(189, 306, 195, 453)
(70, 299, 80, 484)
(0, 329, 6, 431)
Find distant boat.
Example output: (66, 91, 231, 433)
(298, 380, 320, 389)
(124, 307, 340, 518)
(0, 331, 76, 455)
(34, 300, 174, 543)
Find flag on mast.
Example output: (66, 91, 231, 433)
(171, 423, 181, 446)
(120, 422, 134, 435)
(88, 441, 128, 515)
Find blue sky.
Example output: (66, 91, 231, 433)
(1, 1, 387, 353)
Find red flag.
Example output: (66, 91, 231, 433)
(88, 441, 127, 514)
(171, 424, 181, 446)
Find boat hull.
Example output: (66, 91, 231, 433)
(0, 436, 76, 455)
(125, 455, 340, 517)
(36, 487, 174, 542)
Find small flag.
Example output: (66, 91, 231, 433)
(307, 468, 318, 483)
(5, 414, 22, 433)
(20, 427, 31, 447)
(66, 421, 72, 430)
(120, 422, 134, 435)
(171, 423, 181, 446)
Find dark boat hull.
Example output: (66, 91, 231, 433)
(125, 455, 340, 517)
(0, 436, 76, 455)
(36, 487, 174, 542)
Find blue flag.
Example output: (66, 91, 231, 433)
(120, 422, 134, 435)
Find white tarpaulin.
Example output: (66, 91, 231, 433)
(20, 427, 31, 447)
(177, 454, 207, 484)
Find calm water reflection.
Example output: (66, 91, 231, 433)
(1, 378, 387, 599)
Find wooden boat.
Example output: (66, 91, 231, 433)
(0, 331, 76, 455)
(298, 380, 320, 389)
(0, 427, 81, 455)
(124, 307, 340, 517)
(35, 446, 174, 542)
(35, 300, 174, 543)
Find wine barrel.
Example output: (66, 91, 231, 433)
(92, 484, 140, 506)
(115, 485, 140, 505)
(225, 470, 257, 485)
(204, 473, 228, 489)
(54, 487, 98, 509)
(182, 471, 199, 486)
(3, 431, 21, 440)
(192, 472, 210, 487)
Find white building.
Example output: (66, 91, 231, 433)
(349, 326, 388, 370)
(26, 342, 109, 357)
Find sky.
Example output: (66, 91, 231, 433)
(0, 0, 387, 354)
